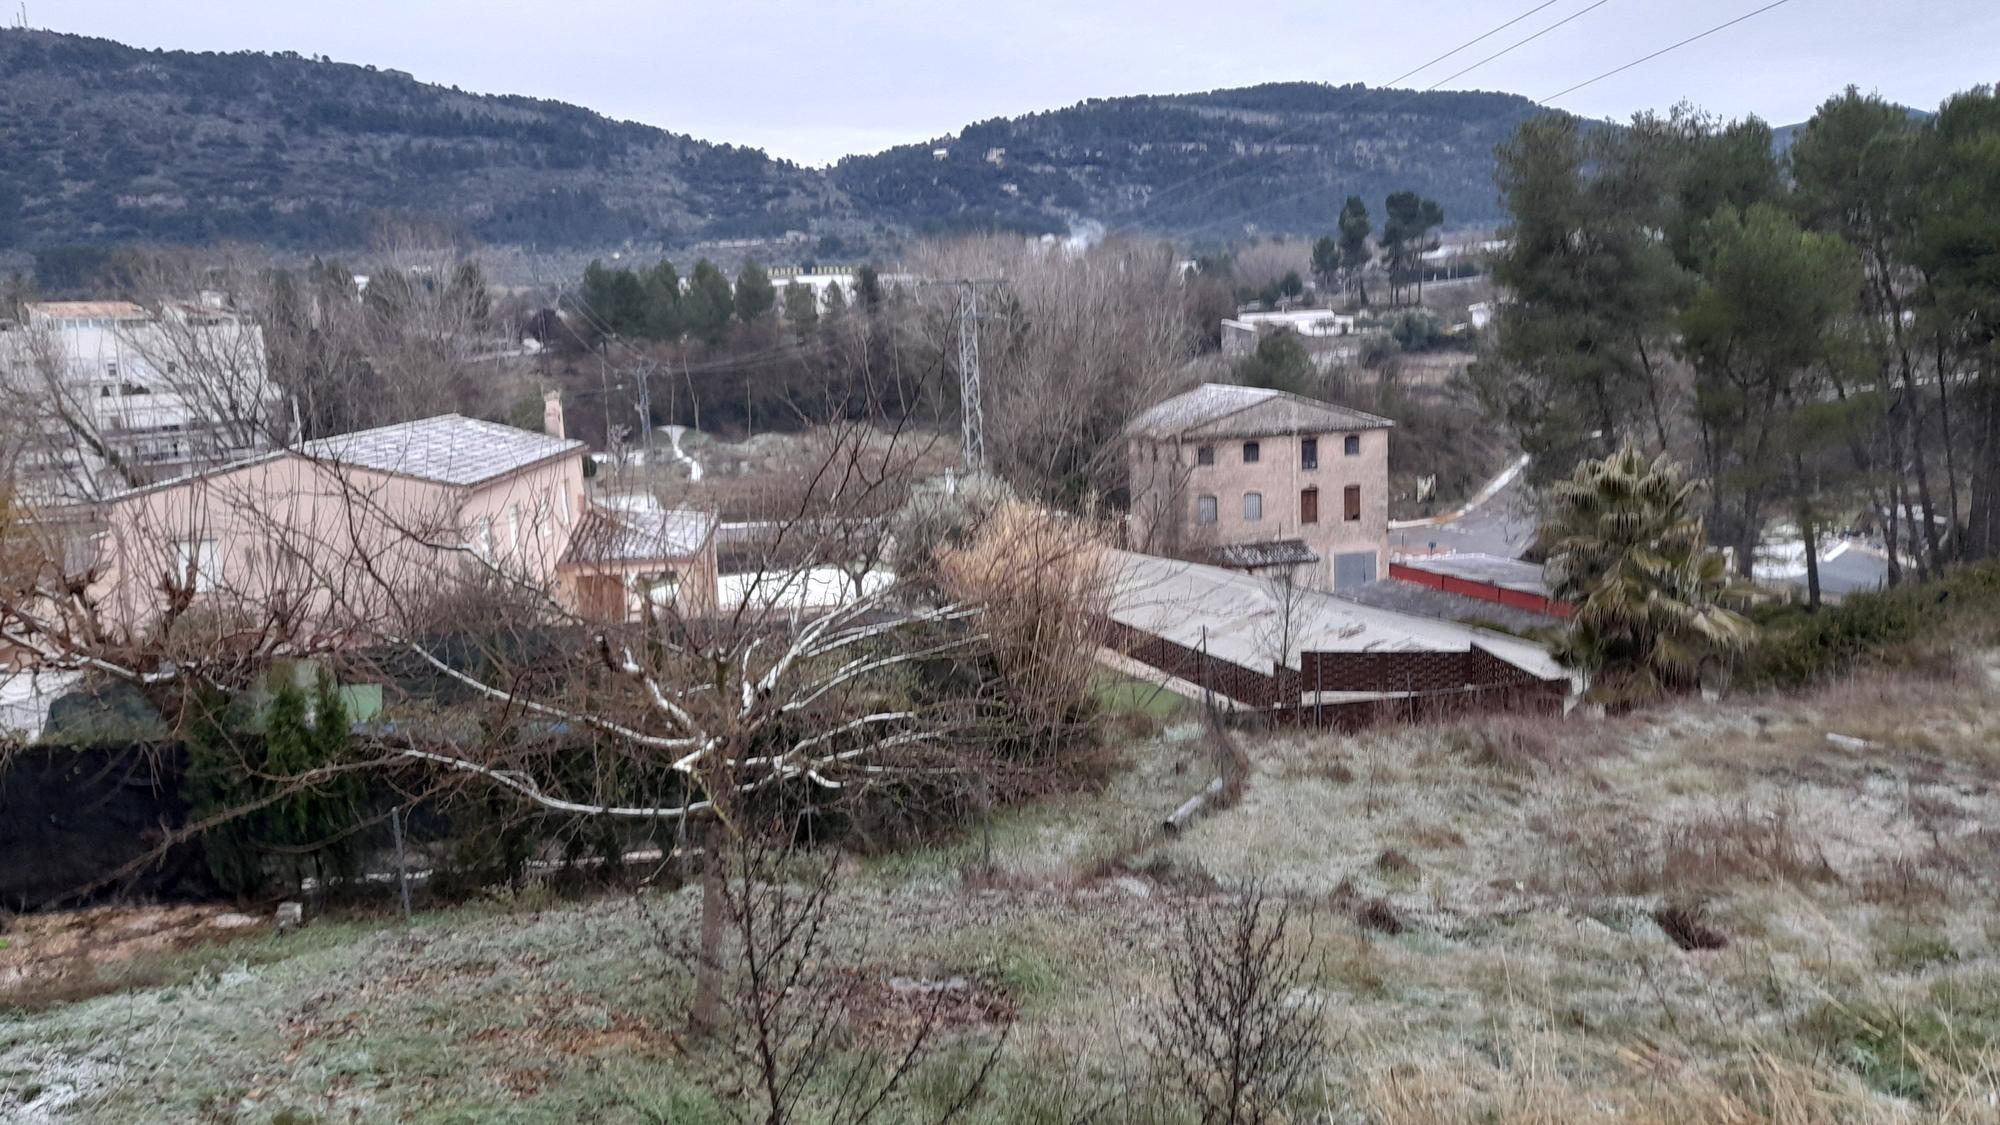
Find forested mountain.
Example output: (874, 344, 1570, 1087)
(0, 29, 849, 251)
(833, 84, 1546, 240)
(0, 29, 1548, 255)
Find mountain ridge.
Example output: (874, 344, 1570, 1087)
(1, 28, 1557, 256)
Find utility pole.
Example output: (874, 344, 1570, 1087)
(957, 285, 985, 471)
(918, 277, 1003, 472)
(634, 359, 653, 462)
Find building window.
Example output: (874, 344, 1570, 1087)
(632, 570, 682, 612)
(1197, 495, 1218, 525)
(1301, 487, 1319, 524)
(1344, 433, 1361, 457)
(1344, 485, 1362, 522)
(1243, 492, 1263, 522)
(468, 516, 496, 560)
(1196, 445, 1214, 466)
(1242, 441, 1260, 464)
(173, 539, 222, 593)
(1301, 437, 1317, 470)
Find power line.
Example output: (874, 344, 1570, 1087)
(1539, 0, 1793, 103)
(1421, 0, 1616, 93)
(1098, 0, 1598, 236)
(1380, 0, 1571, 87)
(1176, 0, 1791, 241)
(1173, 1, 1622, 239)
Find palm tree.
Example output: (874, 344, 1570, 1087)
(1542, 445, 1753, 709)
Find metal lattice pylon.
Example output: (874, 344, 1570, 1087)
(957, 285, 984, 470)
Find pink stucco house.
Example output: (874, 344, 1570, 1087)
(88, 395, 717, 639)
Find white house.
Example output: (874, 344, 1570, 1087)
(0, 297, 282, 502)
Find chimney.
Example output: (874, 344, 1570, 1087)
(542, 389, 565, 439)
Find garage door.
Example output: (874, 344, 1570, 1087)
(1333, 551, 1377, 589)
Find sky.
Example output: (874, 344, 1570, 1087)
(31, 0, 2000, 166)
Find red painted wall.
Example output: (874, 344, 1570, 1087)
(1387, 562, 1572, 619)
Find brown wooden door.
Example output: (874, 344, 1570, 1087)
(1300, 488, 1319, 524)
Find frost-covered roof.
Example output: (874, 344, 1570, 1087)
(299, 415, 582, 488)
(1125, 383, 1393, 441)
(562, 503, 715, 566)
(1103, 548, 1563, 681)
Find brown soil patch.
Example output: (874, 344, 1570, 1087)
(0, 903, 267, 1006)
(835, 969, 1018, 1041)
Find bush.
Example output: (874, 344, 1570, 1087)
(937, 501, 1111, 760)
(1740, 559, 2000, 688)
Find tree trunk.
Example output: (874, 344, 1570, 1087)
(690, 821, 727, 1035)
(1935, 332, 1964, 554)
(1967, 365, 2000, 562)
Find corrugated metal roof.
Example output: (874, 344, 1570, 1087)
(1103, 548, 1564, 682)
(299, 415, 582, 487)
(1125, 383, 1393, 441)
(562, 503, 716, 566)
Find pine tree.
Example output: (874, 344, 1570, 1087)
(782, 282, 819, 333)
(735, 259, 777, 323)
(642, 259, 683, 340)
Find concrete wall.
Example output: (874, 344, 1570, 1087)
(1128, 427, 1389, 589)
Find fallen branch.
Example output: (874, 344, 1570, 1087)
(1163, 775, 1227, 834)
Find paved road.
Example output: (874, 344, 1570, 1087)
(662, 424, 704, 482)
(1390, 469, 1539, 559)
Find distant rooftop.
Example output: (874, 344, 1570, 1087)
(1126, 383, 1393, 441)
(299, 415, 582, 487)
(26, 301, 150, 321)
(563, 503, 715, 566)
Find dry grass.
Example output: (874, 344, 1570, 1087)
(5, 662, 2000, 1122)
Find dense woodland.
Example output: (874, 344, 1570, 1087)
(833, 83, 1542, 241)
(0, 29, 1545, 255)
(1477, 88, 2000, 601)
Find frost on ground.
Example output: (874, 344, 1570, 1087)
(2, 663, 1998, 1122)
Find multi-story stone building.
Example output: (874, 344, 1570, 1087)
(1126, 383, 1393, 590)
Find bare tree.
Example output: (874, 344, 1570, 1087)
(905, 237, 1195, 502)
(1149, 881, 1328, 1125)
(641, 820, 1004, 1124)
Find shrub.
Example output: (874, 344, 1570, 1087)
(1740, 559, 2000, 688)
(937, 501, 1111, 761)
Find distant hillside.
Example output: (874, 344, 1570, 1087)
(0, 29, 849, 251)
(832, 83, 1548, 241)
(0, 30, 1552, 256)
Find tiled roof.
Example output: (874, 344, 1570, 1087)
(299, 415, 581, 487)
(562, 503, 715, 566)
(1126, 383, 1393, 441)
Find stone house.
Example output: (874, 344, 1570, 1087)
(1126, 383, 1392, 590)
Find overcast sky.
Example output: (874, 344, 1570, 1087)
(36, 0, 2000, 166)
